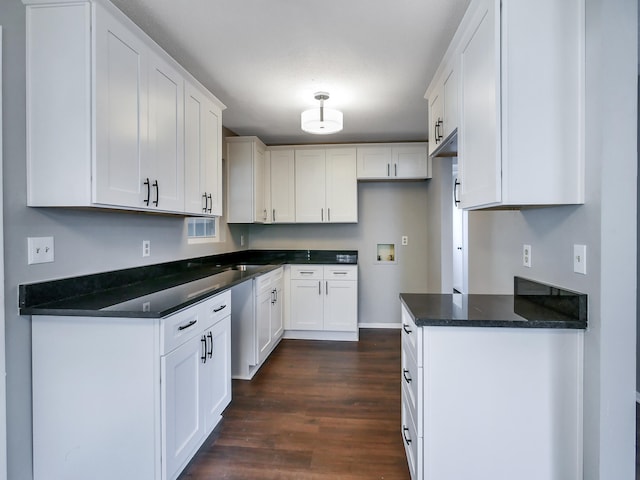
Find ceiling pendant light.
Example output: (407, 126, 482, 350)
(301, 92, 343, 135)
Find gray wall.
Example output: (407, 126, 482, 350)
(249, 181, 431, 326)
(1, 2, 248, 476)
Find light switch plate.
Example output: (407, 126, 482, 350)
(28, 236, 54, 264)
(574, 244, 587, 274)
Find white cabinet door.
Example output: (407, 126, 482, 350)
(94, 3, 148, 208)
(442, 67, 458, 139)
(290, 280, 324, 330)
(184, 83, 222, 216)
(459, 0, 501, 208)
(357, 144, 429, 180)
(162, 333, 205, 480)
(227, 137, 266, 222)
(271, 280, 284, 340)
(269, 149, 296, 223)
(256, 288, 272, 364)
(203, 316, 231, 429)
(295, 149, 326, 223)
(147, 52, 184, 212)
(324, 281, 358, 332)
(356, 146, 392, 179)
(184, 83, 207, 214)
(428, 88, 443, 155)
(326, 148, 357, 222)
(392, 145, 429, 179)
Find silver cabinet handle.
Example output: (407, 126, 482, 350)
(300, 271, 315, 275)
(318, 281, 321, 295)
(328, 208, 330, 222)
(394, 163, 397, 177)
(326, 281, 328, 295)
(263, 209, 267, 221)
(273, 209, 276, 222)
(387, 163, 390, 177)
(321, 208, 324, 222)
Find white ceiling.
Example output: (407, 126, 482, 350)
(109, 0, 471, 145)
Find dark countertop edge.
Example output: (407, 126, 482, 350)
(20, 273, 258, 318)
(399, 294, 587, 330)
(20, 250, 357, 318)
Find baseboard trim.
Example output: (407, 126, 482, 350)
(358, 323, 401, 329)
(283, 330, 359, 342)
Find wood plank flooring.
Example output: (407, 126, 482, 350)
(179, 329, 411, 480)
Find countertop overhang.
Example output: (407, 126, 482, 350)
(400, 277, 587, 329)
(19, 249, 357, 318)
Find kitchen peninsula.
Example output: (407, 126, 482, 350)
(399, 277, 587, 480)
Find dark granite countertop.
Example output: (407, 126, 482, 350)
(400, 277, 587, 329)
(20, 249, 357, 318)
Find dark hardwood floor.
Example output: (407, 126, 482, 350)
(179, 329, 411, 480)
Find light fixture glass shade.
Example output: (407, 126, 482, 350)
(301, 107, 343, 134)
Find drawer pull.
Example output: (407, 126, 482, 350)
(403, 369, 412, 384)
(402, 426, 412, 445)
(299, 271, 315, 275)
(213, 304, 227, 313)
(178, 319, 197, 331)
(332, 271, 348, 275)
(402, 324, 412, 334)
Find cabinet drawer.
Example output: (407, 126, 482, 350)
(162, 305, 204, 355)
(323, 265, 357, 280)
(401, 347, 423, 437)
(401, 304, 422, 367)
(202, 290, 231, 326)
(401, 397, 422, 480)
(290, 265, 323, 280)
(255, 267, 283, 295)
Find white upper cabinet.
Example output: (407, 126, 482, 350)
(184, 81, 222, 216)
(295, 147, 358, 223)
(427, 0, 585, 209)
(24, 0, 224, 215)
(356, 143, 430, 180)
(226, 136, 267, 223)
(426, 64, 458, 156)
(268, 149, 296, 223)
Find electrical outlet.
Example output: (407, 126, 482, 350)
(142, 240, 150, 257)
(28, 236, 55, 264)
(574, 244, 587, 274)
(240, 234, 245, 247)
(401, 236, 408, 246)
(523, 244, 531, 268)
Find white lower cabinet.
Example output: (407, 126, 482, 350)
(31, 290, 232, 480)
(288, 265, 358, 341)
(400, 304, 583, 480)
(231, 267, 285, 380)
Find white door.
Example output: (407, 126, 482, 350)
(203, 100, 221, 216)
(271, 281, 284, 340)
(203, 317, 231, 429)
(162, 334, 204, 480)
(256, 289, 272, 364)
(324, 281, 357, 331)
(392, 146, 428, 179)
(295, 149, 326, 222)
(325, 148, 357, 222)
(269, 149, 296, 223)
(452, 163, 467, 294)
(147, 51, 184, 212)
(356, 146, 391, 179)
(184, 82, 207, 214)
(290, 280, 324, 330)
(93, 4, 148, 208)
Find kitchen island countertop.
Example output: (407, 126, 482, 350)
(400, 277, 587, 329)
